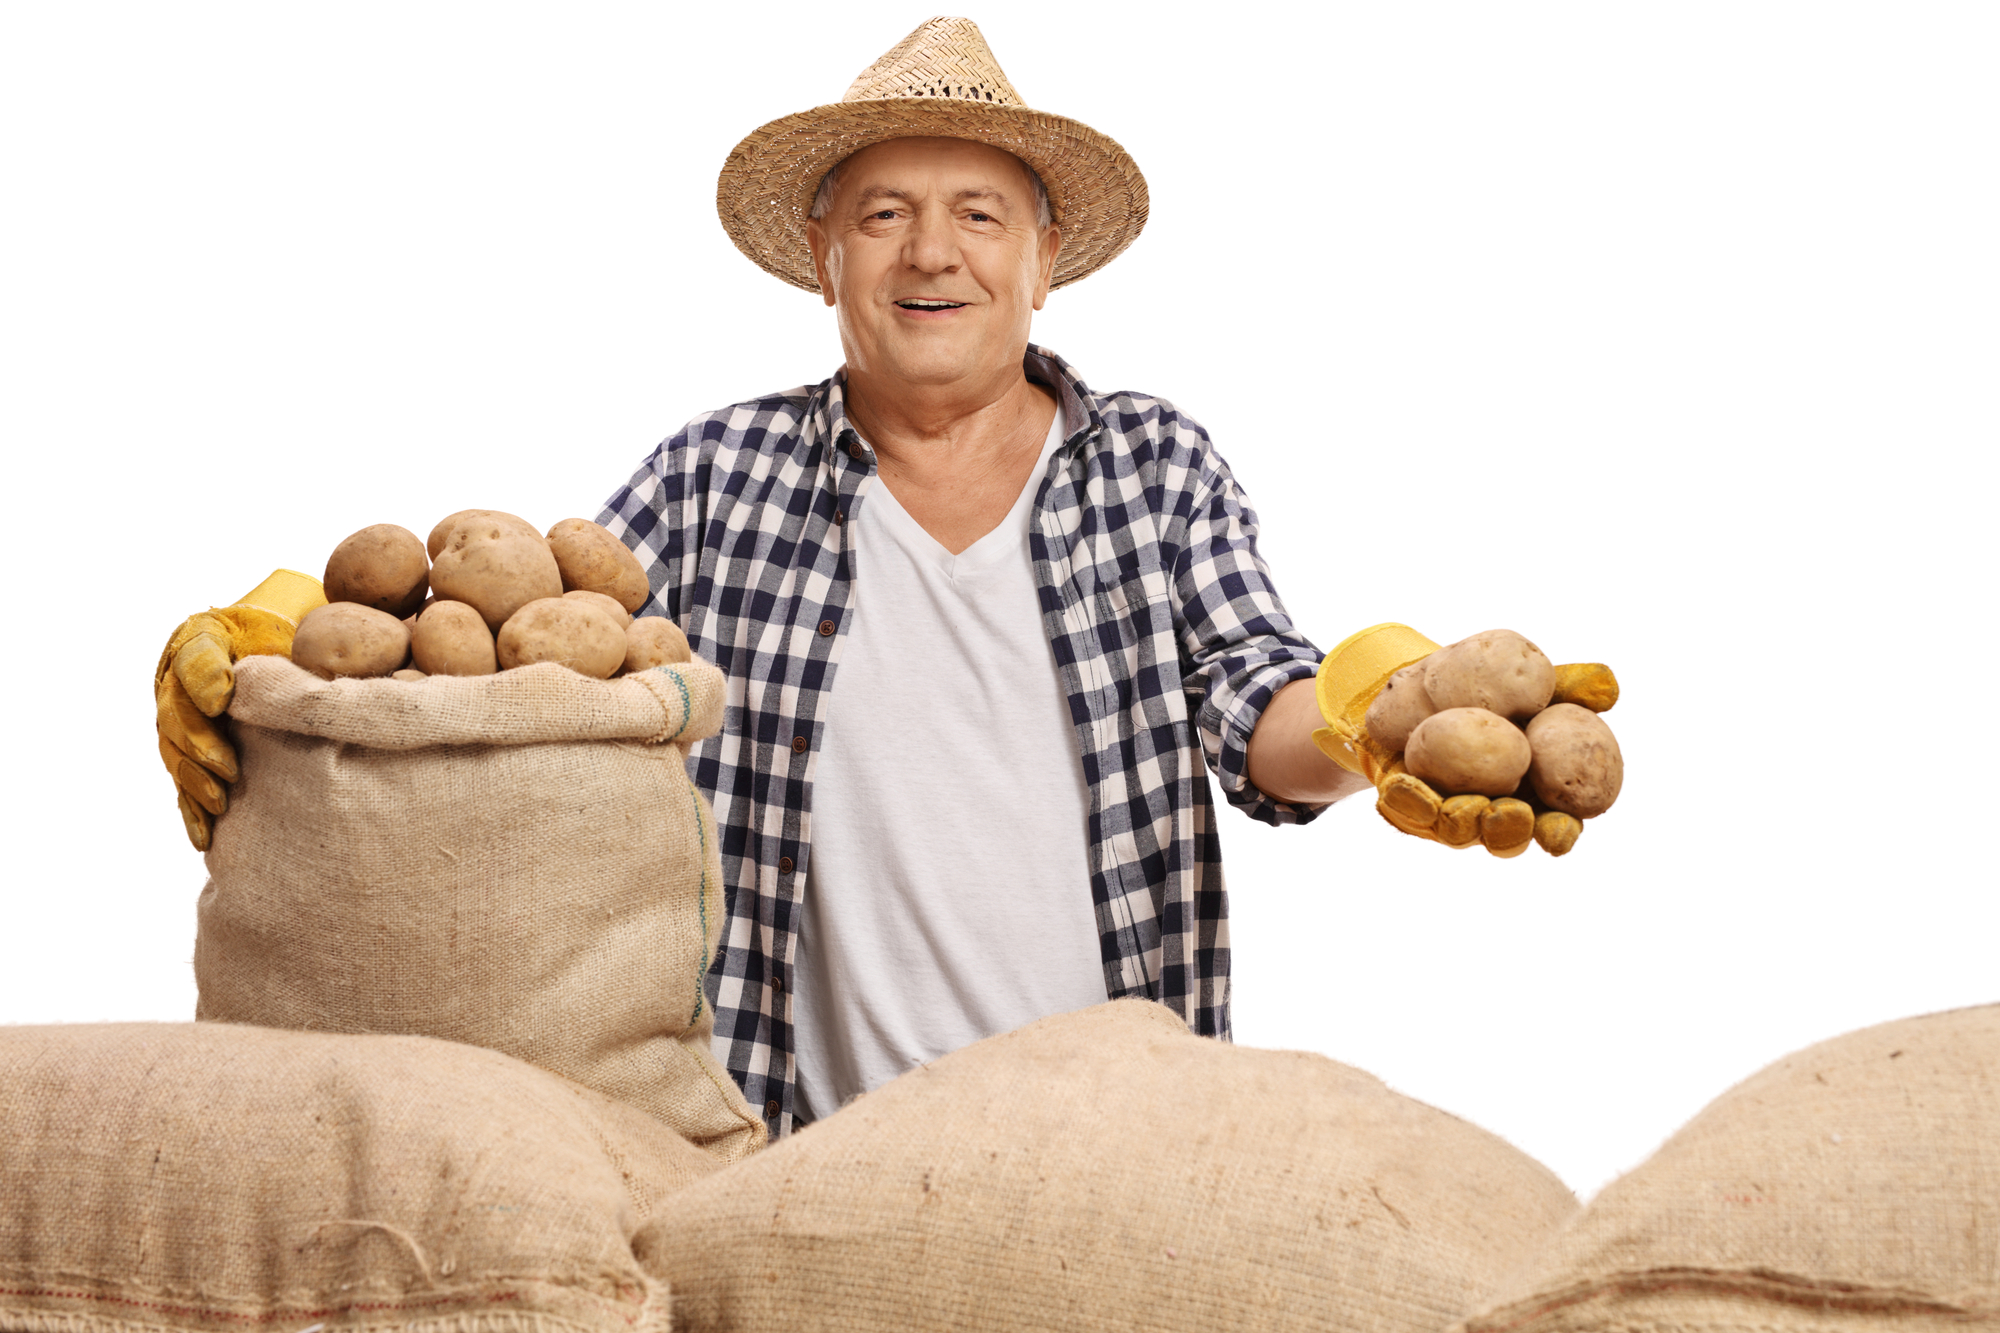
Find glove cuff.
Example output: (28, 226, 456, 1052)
(232, 570, 327, 627)
(1314, 623, 1441, 731)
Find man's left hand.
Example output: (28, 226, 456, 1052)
(1310, 624, 1620, 858)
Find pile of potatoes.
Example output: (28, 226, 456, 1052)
(290, 511, 691, 682)
(1364, 629, 1622, 857)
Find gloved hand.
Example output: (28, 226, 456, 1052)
(155, 570, 327, 850)
(1310, 623, 1619, 858)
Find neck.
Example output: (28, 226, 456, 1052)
(843, 357, 1050, 472)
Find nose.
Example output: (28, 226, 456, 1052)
(902, 202, 961, 276)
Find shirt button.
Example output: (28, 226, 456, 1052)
(769, 972, 785, 993)
(779, 856, 794, 874)
(834, 509, 846, 525)
(818, 619, 836, 636)
(765, 1099, 781, 1119)
(791, 736, 808, 754)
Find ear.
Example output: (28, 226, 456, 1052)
(806, 218, 837, 307)
(1031, 226, 1062, 312)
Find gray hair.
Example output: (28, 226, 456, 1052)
(808, 155, 1054, 229)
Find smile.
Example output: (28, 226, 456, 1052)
(896, 299, 967, 310)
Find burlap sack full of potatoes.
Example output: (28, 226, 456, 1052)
(194, 509, 763, 1162)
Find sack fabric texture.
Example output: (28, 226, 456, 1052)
(1454, 1003, 2000, 1333)
(0, 1022, 726, 1333)
(196, 655, 763, 1161)
(640, 999, 1578, 1333)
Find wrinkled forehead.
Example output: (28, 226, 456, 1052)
(828, 135, 1039, 205)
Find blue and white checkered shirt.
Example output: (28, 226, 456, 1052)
(600, 346, 1325, 1136)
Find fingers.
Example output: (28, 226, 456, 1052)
(177, 789, 213, 853)
(1376, 800, 1438, 840)
(1479, 798, 1535, 857)
(1435, 795, 1488, 848)
(159, 734, 229, 817)
(1551, 663, 1619, 713)
(1376, 761, 1590, 857)
(172, 624, 238, 717)
(157, 674, 239, 783)
(1534, 811, 1582, 857)
(1378, 771, 1441, 830)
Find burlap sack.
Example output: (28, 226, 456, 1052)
(0, 1022, 725, 1333)
(196, 655, 763, 1161)
(638, 999, 1578, 1333)
(1454, 1004, 2000, 1333)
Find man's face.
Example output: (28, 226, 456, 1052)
(807, 136, 1061, 391)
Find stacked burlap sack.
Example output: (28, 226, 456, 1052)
(1452, 1003, 2000, 1333)
(639, 1000, 1582, 1333)
(195, 653, 764, 1161)
(0, 1023, 720, 1333)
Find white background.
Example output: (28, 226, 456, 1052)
(4, 3, 1995, 1201)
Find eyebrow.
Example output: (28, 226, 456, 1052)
(851, 185, 1016, 207)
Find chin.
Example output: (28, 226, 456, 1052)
(874, 340, 997, 386)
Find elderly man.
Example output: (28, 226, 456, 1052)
(155, 18, 1570, 1138)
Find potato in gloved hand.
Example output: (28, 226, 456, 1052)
(1313, 624, 1622, 859)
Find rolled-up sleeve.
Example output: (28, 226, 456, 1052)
(1173, 455, 1326, 827)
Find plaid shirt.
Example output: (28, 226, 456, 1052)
(600, 345, 1324, 1136)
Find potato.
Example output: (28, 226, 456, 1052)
(546, 518, 650, 614)
(411, 600, 498, 676)
(1422, 629, 1555, 722)
(430, 531, 564, 632)
(497, 597, 627, 679)
(324, 524, 429, 618)
(624, 616, 692, 672)
(1364, 659, 1436, 752)
(391, 668, 428, 682)
(1404, 707, 1533, 797)
(564, 588, 632, 627)
(290, 602, 409, 680)
(426, 509, 539, 560)
(1525, 702, 1624, 818)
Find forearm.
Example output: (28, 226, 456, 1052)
(1245, 678, 1371, 807)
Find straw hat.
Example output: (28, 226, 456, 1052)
(716, 16, 1148, 293)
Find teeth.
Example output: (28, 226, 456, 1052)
(901, 299, 962, 308)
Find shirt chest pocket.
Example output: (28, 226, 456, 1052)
(1090, 566, 1174, 692)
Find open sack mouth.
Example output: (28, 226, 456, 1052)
(896, 299, 967, 310)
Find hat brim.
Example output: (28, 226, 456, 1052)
(717, 99, 1148, 293)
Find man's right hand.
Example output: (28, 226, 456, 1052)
(155, 570, 327, 851)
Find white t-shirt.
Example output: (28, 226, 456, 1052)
(792, 402, 1106, 1121)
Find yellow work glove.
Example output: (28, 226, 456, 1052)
(155, 570, 327, 851)
(1311, 624, 1618, 858)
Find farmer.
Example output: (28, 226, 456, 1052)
(154, 18, 1524, 1137)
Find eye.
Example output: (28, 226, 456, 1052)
(967, 212, 992, 222)
(872, 209, 898, 220)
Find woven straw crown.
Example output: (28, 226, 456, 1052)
(717, 17, 1148, 292)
